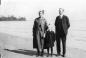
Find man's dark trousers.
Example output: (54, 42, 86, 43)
(56, 33, 66, 55)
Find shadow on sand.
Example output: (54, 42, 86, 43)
(4, 49, 37, 56)
(4, 49, 57, 56)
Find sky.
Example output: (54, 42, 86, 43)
(0, 0, 86, 23)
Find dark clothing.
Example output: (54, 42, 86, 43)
(44, 30, 55, 49)
(55, 15, 70, 35)
(58, 19, 65, 37)
(55, 15, 70, 55)
(56, 35, 66, 55)
(44, 30, 55, 56)
(33, 17, 48, 49)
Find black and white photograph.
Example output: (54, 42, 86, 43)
(0, 0, 86, 58)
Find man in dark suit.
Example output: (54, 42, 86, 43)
(55, 8, 70, 57)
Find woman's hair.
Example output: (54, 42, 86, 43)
(39, 10, 44, 15)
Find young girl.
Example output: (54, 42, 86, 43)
(44, 24, 55, 56)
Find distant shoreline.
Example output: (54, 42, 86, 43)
(0, 16, 26, 21)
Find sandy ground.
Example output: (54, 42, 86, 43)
(0, 43, 86, 58)
(0, 32, 86, 58)
(0, 21, 86, 58)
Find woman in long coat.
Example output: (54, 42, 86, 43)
(33, 10, 48, 56)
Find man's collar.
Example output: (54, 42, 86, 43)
(59, 14, 64, 18)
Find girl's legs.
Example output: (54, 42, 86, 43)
(47, 48, 49, 57)
(51, 47, 53, 56)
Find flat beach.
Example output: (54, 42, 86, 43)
(0, 21, 86, 58)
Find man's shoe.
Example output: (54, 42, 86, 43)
(40, 52, 44, 57)
(61, 55, 65, 57)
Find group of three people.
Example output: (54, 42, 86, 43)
(33, 8, 70, 57)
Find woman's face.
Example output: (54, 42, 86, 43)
(39, 11, 44, 17)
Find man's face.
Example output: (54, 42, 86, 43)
(59, 9, 64, 15)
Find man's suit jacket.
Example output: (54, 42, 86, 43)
(55, 15, 70, 35)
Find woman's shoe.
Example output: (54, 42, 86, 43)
(36, 53, 39, 57)
(56, 53, 61, 56)
(47, 53, 49, 57)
